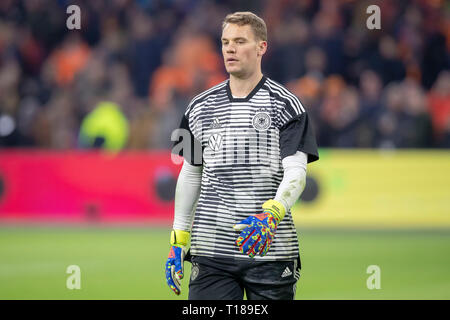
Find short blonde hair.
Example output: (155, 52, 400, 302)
(222, 11, 267, 42)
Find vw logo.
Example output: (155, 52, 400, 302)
(208, 133, 223, 151)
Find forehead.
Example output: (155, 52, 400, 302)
(222, 23, 256, 40)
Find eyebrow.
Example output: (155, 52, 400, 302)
(221, 37, 247, 42)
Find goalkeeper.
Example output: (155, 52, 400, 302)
(165, 11, 319, 300)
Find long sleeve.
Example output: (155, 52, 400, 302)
(274, 151, 307, 211)
(172, 160, 202, 231)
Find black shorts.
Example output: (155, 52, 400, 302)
(187, 255, 301, 300)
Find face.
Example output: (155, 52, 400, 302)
(221, 23, 267, 78)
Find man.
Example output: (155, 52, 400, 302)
(166, 11, 319, 300)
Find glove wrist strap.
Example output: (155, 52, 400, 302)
(170, 229, 190, 247)
(262, 199, 286, 222)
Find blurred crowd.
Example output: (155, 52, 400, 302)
(0, 0, 449, 150)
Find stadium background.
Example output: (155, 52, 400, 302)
(0, 0, 449, 299)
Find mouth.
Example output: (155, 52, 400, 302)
(226, 58, 238, 63)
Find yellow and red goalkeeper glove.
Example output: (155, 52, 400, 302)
(233, 199, 286, 258)
(165, 229, 189, 295)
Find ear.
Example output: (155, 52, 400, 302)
(257, 41, 267, 57)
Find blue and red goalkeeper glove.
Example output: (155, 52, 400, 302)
(165, 229, 189, 295)
(233, 199, 286, 258)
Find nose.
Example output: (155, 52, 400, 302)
(226, 44, 236, 53)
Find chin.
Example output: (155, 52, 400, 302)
(226, 66, 239, 73)
(227, 68, 246, 78)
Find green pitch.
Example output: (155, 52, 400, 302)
(1, 227, 449, 300)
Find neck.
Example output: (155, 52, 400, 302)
(229, 70, 263, 98)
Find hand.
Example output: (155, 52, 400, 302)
(233, 200, 286, 258)
(165, 229, 189, 295)
(165, 245, 186, 295)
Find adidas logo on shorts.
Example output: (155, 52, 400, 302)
(281, 266, 292, 278)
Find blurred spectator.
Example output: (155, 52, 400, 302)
(428, 71, 450, 146)
(374, 82, 404, 149)
(310, 1, 345, 75)
(421, 32, 449, 89)
(266, 17, 309, 83)
(47, 33, 91, 87)
(369, 36, 406, 85)
(126, 9, 165, 97)
(304, 46, 327, 80)
(357, 69, 384, 146)
(375, 80, 433, 148)
(401, 80, 433, 147)
(0, 0, 448, 150)
(78, 101, 129, 151)
(440, 118, 450, 148)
